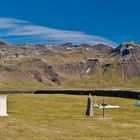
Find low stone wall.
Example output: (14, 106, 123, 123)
(0, 90, 139, 99)
(35, 90, 140, 99)
(0, 90, 35, 94)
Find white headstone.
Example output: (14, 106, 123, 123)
(0, 95, 8, 116)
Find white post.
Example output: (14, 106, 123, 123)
(0, 95, 8, 116)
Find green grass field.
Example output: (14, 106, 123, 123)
(0, 94, 139, 140)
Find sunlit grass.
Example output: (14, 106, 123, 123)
(0, 94, 139, 140)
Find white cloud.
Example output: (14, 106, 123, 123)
(0, 18, 118, 46)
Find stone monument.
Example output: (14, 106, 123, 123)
(0, 95, 8, 116)
(85, 94, 93, 117)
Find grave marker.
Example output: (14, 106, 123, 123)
(0, 95, 8, 116)
(85, 94, 93, 117)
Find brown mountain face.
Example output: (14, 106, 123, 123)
(108, 42, 140, 79)
(110, 42, 140, 60)
(0, 40, 7, 45)
(0, 40, 140, 90)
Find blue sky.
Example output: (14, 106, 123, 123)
(0, 0, 140, 46)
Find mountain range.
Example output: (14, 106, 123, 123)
(0, 40, 140, 91)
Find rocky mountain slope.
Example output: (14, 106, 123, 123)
(0, 40, 140, 90)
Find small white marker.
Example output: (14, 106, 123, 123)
(0, 95, 8, 116)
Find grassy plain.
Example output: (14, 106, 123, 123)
(0, 94, 139, 140)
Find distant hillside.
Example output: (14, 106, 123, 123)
(0, 40, 140, 91)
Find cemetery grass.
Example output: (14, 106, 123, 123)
(0, 94, 139, 140)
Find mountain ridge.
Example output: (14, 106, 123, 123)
(0, 40, 140, 90)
